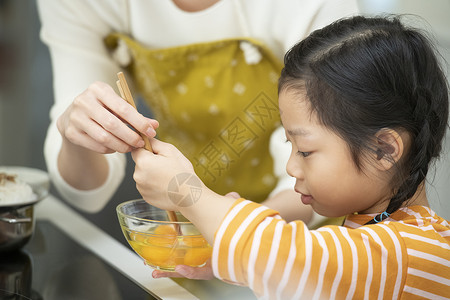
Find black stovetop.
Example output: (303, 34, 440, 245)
(0, 221, 156, 300)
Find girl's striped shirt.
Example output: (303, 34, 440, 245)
(212, 199, 450, 299)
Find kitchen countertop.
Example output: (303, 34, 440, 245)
(33, 195, 256, 300)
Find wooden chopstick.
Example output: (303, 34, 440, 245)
(116, 72, 152, 152)
(116, 72, 181, 232)
(166, 211, 180, 229)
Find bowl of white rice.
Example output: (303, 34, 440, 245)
(0, 166, 49, 252)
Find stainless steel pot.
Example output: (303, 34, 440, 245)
(0, 205, 35, 252)
(0, 167, 49, 253)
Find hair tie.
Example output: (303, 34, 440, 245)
(373, 211, 390, 223)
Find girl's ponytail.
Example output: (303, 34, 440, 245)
(367, 29, 448, 223)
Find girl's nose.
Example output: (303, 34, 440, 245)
(286, 151, 303, 180)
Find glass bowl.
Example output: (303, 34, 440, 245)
(116, 199, 212, 271)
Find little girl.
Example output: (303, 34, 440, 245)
(132, 16, 450, 299)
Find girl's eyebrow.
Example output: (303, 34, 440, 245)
(280, 120, 311, 137)
(286, 128, 311, 137)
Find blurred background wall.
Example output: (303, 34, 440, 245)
(0, 0, 449, 242)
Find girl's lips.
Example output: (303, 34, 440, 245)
(295, 188, 313, 205)
(301, 194, 313, 205)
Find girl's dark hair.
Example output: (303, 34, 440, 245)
(279, 15, 449, 222)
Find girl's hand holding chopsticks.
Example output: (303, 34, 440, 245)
(131, 138, 196, 212)
(57, 81, 159, 154)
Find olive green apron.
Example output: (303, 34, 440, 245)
(105, 34, 282, 202)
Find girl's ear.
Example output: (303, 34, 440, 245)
(373, 128, 405, 171)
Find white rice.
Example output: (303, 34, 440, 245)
(0, 177, 36, 205)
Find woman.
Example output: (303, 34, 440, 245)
(38, 0, 358, 226)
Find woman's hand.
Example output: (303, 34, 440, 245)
(152, 260, 214, 280)
(57, 81, 158, 154)
(131, 138, 196, 211)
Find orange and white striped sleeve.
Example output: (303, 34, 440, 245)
(212, 199, 450, 299)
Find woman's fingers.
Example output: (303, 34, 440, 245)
(59, 81, 159, 153)
(82, 83, 148, 146)
(66, 98, 137, 152)
(86, 101, 145, 149)
(81, 118, 136, 153)
(173, 264, 215, 280)
(90, 82, 155, 138)
(148, 118, 160, 130)
(152, 262, 214, 280)
(63, 124, 116, 154)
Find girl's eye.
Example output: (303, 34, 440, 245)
(286, 139, 310, 157)
(297, 151, 311, 158)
